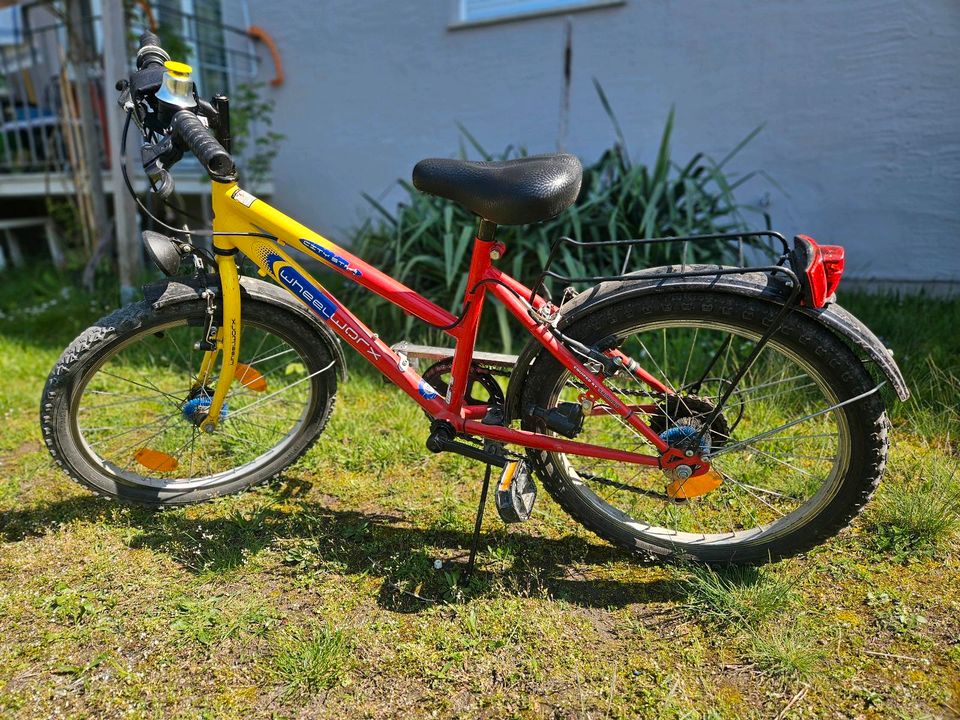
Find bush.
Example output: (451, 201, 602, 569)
(347, 82, 772, 352)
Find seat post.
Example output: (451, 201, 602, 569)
(477, 218, 497, 242)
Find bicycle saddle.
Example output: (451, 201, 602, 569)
(412, 154, 583, 226)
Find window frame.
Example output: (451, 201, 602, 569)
(450, 0, 625, 30)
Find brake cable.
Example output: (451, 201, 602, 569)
(119, 109, 278, 244)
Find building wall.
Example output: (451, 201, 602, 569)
(248, 0, 960, 284)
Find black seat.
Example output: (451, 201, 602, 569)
(412, 154, 582, 226)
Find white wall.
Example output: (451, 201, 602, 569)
(248, 0, 960, 284)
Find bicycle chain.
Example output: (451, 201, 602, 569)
(475, 362, 667, 400)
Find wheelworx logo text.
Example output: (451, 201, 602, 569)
(277, 264, 336, 319)
(275, 262, 381, 361)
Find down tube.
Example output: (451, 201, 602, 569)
(232, 236, 450, 417)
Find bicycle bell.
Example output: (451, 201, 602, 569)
(155, 60, 197, 109)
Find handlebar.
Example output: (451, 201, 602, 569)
(170, 110, 236, 181)
(136, 31, 168, 69)
(126, 31, 237, 184)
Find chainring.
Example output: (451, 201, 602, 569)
(420, 358, 505, 413)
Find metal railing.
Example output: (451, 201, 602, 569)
(0, 1, 263, 177)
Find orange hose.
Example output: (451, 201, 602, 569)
(137, 0, 157, 32)
(247, 25, 284, 87)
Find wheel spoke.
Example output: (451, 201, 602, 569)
(96, 369, 183, 406)
(228, 362, 333, 419)
(67, 314, 327, 493)
(535, 311, 865, 547)
(706, 383, 882, 459)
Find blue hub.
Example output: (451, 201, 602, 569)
(659, 424, 710, 454)
(182, 395, 228, 425)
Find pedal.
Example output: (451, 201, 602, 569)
(495, 459, 536, 523)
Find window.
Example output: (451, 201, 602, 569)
(457, 0, 624, 27)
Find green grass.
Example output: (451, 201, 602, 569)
(269, 624, 352, 697)
(746, 624, 822, 680)
(867, 451, 960, 560)
(677, 564, 794, 629)
(0, 268, 958, 718)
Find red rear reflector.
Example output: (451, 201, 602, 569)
(134, 448, 178, 472)
(820, 244, 845, 298)
(234, 363, 267, 392)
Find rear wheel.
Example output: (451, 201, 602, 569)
(517, 291, 888, 563)
(41, 298, 337, 506)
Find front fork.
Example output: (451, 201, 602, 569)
(193, 248, 242, 432)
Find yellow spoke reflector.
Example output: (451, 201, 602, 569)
(134, 448, 178, 472)
(667, 468, 723, 500)
(234, 363, 267, 392)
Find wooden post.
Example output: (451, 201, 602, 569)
(100, 0, 141, 303)
(66, 0, 109, 259)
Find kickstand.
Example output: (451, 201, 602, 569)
(464, 463, 493, 581)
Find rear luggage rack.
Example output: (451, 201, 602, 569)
(529, 230, 800, 306)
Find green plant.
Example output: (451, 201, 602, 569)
(41, 583, 114, 624)
(865, 590, 929, 637)
(677, 564, 793, 629)
(154, 22, 192, 65)
(45, 199, 83, 249)
(268, 624, 352, 696)
(746, 624, 821, 680)
(347, 82, 771, 351)
(868, 455, 960, 559)
(170, 595, 276, 647)
(231, 82, 285, 192)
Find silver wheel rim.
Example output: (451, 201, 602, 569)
(543, 317, 852, 547)
(69, 316, 320, 491)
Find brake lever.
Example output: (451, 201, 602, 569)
(141, 136, 182, 199)
(145, 164, 174, 199)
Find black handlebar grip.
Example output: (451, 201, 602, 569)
(139, 31, 161, 49)
(171, 109, 236, 182)
(136, 31, 169, 69)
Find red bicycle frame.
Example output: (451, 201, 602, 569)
(209, 183, 676, 469)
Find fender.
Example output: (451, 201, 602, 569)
(141, 274, 347, 381)
(505, 264, 908, 420)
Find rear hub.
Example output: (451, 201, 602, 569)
(654, 396, 727, 500)
(648, 394, 730, 450)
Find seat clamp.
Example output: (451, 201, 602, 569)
(477, 219, 497, 242)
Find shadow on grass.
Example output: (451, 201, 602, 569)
(0, 487, 682, 612)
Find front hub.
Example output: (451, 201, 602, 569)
(182, 386, 228, 427)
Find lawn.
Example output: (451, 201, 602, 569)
(0, 270, 958, 719)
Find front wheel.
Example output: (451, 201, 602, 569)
(517, 291, 889, 564)
(41, 297, 337, 506)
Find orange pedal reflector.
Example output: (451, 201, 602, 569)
(234, 363, 267, 391)
(667, 468, 723, 500)
(134, 448, 178, 472)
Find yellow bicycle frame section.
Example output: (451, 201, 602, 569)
(197, 181, 388, 430)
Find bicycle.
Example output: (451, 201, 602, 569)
(40, 32, 909, 569)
